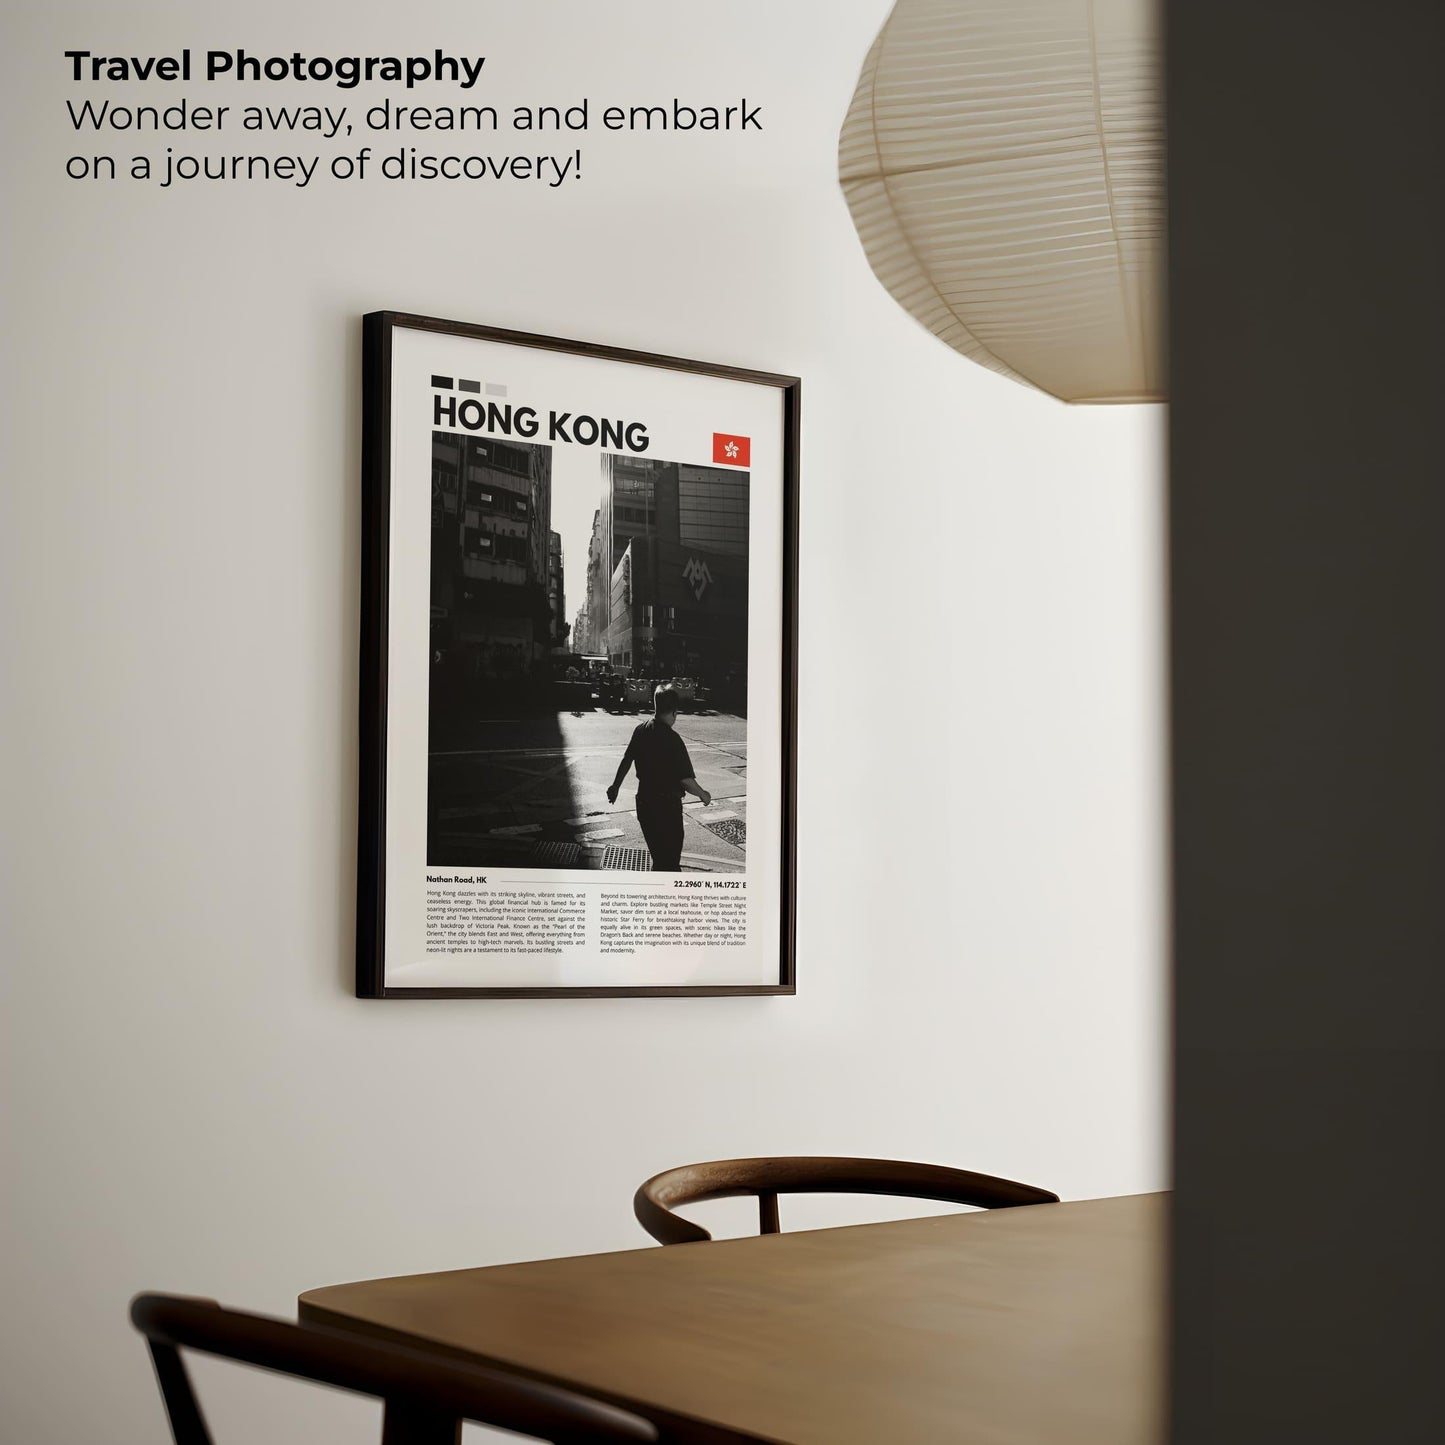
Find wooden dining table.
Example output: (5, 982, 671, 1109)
(299, 1191, 1165, 1445)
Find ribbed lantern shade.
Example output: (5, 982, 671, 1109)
(839, 0, 1164, 403)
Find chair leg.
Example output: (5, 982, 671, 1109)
(380, 1402, 462, 1445)
(148, 1342, 213, 1445)
(759, 1190, 781, 1234)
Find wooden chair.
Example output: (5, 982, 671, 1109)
(634, 1156, 1059, 1245)
(130, 1293, 658, 1445)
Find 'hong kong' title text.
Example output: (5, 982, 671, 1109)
(435, 393, 651, 454)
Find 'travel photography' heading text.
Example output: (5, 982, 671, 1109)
(64, 49, 488, 89)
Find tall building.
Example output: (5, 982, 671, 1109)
(574, 509, 604, 655)
(587, 455, 749, 684)
(546, 530, 567, 650)
(429, 431, 553, 681)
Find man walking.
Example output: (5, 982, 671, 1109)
(606, 685, 711, 870)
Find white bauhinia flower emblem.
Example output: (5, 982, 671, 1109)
(724, 441, 739, 459)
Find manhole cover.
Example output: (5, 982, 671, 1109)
(702, 818, 747, 848)
(532, 841, 581, 867)
(601, 845, 651, 871)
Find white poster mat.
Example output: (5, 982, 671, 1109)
(382, 324, 787, 988)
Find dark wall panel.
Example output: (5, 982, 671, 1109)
(1166, 1, 1445, 1441)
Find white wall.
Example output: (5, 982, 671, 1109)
(1, 3, 1167, 1441)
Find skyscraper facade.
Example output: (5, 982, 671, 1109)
(429, 431, 553, 681)
(586, 455, 749, 688)
(547, 530, 566, 650)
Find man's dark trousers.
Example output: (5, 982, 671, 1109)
(637, 793, 684, 870)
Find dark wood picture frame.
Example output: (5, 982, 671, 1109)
(357, 311, 800, 999)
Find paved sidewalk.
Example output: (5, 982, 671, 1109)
(428, 709, 749, 872)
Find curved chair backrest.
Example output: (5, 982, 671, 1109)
(634, 1156, 1059, 1245)
(130, 1293, 658, 1445)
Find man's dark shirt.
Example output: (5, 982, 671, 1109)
(622, 719, 695, 801)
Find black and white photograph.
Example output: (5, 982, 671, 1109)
(427, 443, 752, 877)
(358, 313, 800, 996)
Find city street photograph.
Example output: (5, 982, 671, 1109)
(426, 437, 751, 872)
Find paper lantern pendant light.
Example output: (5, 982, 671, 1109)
(839, 0, 1165, 403)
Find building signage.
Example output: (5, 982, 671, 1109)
(682, 556, 713, 601)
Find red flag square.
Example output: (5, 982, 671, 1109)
(712, 432, 751, 467)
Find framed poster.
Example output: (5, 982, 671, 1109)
(357, 312, 799, 997)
